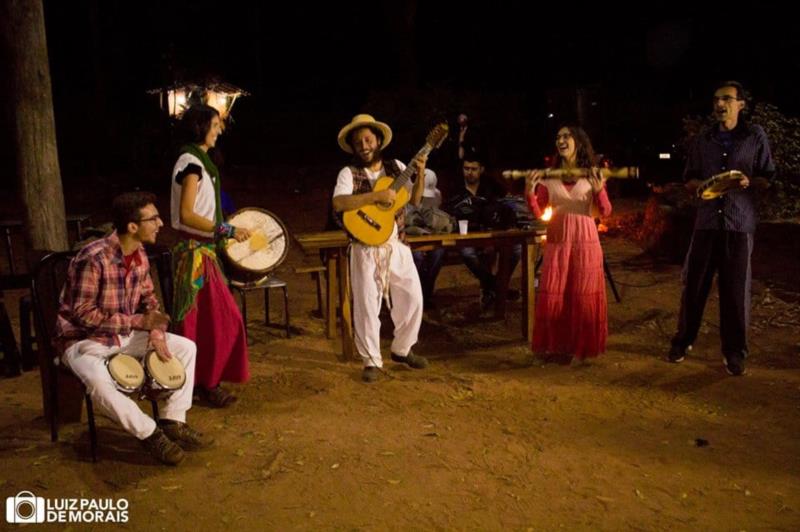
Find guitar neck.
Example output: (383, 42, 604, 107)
(390, 144, 433, 191)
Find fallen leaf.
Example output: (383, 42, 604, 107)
(331, 463, 340, 469)
(387, 479, 401, 485)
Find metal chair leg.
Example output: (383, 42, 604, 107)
(85, 394, 98, 462)
(282, 285, 290, 338)
(264, 286, 271, 327)
(239, 288, 249, 337)
(603, 257, 621, 303)
(50, 361, 59, 443)
(19, 296, 36, 371)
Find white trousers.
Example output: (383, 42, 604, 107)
(63, 331, 197, 440)
(350, 239, 423, 368)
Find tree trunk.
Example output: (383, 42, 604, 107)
(1, 0, 68, 252)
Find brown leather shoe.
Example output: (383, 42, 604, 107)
(391, 352, 429, 369)
(159, 421, 214, 451)
(196, 386, 238, 408)
(141, 428, 185, 465)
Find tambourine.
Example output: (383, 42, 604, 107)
(697, 170, 746, 200)
(222, 208, 290, 283)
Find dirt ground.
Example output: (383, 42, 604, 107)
(1, 180, 799, 531)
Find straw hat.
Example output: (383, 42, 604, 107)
(337, 114, 392, 154)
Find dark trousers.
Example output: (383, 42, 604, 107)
(460, 244, 522, 294)
(413, 248, 446, 303)
(672, 230, 753, 359)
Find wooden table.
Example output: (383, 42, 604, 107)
(294, 229, 544, 359)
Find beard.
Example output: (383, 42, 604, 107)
(354, 148, 383, 167)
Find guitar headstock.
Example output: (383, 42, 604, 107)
(426, 123, 449, 150)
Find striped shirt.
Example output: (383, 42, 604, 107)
(55, 232, 159, 349)
(684, 123, 775, 233)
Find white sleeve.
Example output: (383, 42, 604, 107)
(332, 167, 354, 198)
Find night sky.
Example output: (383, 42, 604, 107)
(3, 1, 798, 195)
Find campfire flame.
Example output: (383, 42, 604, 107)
(541, 206, 553, 222)
(597, 223, 609, 233)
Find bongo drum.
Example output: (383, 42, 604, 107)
(222, 208, 290, 283)
(106, 353, 145, 395)
(696, 170, 746, 200)
(142, 350, 186, 400)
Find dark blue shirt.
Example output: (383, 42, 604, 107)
(684, 123, 775, 233)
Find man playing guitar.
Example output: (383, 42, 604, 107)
(332, 114, 430, 383)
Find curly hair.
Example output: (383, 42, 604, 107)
(552, 125, 597, 169)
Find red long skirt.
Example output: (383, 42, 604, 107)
(177, 256, 250, 388)
(532, 213, 607, 359)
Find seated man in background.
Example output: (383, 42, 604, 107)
(445, 153, 521, 310)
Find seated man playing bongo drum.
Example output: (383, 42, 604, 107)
(55, 191, 212, 465)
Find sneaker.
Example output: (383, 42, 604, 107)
(723, 355, 747, 376)
(141, 428, 185, 465)
(668, 344, 687, 363)
(390, 351, 429, 369)
(362, 367, 380, 383)
(159, 421, 214, 451)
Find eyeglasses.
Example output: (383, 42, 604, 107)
(713, 95, 741, 103)
(138, 215, 162, 224)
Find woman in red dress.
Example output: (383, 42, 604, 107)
(170, 105, 251, 406)
(526, 126, 612, 363)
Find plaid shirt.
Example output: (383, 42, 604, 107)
(55, 232, 159, 349)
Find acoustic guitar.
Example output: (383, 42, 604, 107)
(343, 123, 448, 246)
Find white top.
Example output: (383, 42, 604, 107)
(332, 159, 408, 198)
(170, 152, 217, 238)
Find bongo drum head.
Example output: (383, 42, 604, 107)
(107, 353, 145, 392)
(145, 350, 186, 390)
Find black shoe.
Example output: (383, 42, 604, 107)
(159, 420, 214, 451)
(668, 344, 687, 363)
(362, 367, 380, 383)
(723, 355, 747, 376)
(390, 351, 429, 369)
(141, 428, 185, 465)
(480, 290, 496, 312)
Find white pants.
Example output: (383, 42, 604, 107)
(350, 239, 423, 368)
(63, 331, 197, 440)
